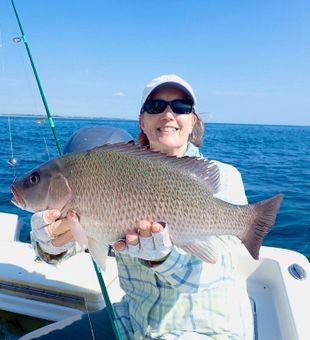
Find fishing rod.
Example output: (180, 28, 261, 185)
(10, 1, 122, 339)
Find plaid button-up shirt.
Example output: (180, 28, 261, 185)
(113, 144, 254, 340)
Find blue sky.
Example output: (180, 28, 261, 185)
(0, 0, 309, 125)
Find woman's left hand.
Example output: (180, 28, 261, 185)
(113, 220, 173, 262)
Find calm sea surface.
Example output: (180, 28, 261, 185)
(0, 116, 309, 260)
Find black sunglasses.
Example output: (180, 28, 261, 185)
(140, 99, 194, 115)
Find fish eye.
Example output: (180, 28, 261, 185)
(28, 172, 40, 186)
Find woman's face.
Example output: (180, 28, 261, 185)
(139, 87, 196, 157)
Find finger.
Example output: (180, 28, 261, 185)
(67, 210, 80, 222)
(151, 222, 164, 234)
(43, 209, 61, 224)
(47, 219, 70, 237)
(138, 220, 152, 237)
(152, 223, 173, 259)
(67, 211, 88, 248)
(126, 230, 139, 245)
(51, 230, 75, 247)
(113, 239, 127, 252)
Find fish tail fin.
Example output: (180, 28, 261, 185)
(242, 194, 284, 259)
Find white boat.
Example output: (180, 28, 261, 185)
(0, 210, 309, 339)
(0, 211, 123, 338)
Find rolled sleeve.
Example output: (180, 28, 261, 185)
(213, 161, 248, 205)
(151, 246, 190, 277)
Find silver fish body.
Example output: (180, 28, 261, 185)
(11, 143, 283, 266)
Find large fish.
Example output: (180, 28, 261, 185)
(11, 143, 283, 269)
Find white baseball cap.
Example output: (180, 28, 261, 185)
(141, 74, 197, 109)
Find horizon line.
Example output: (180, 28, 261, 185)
(0, 113, 309, 128)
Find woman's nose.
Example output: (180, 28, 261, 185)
(161, 106, 175, 119)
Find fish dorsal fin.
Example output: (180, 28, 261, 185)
(87, 143, 220, 195)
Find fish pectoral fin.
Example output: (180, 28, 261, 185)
(88, 238, 109, 271)
(179, 240, 219, 263)
(47, 174, 72, 211)
(67, 213, 88, 249)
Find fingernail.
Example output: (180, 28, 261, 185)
(152, 224, 160, 233)
(68, 211, 76, 219)
(113, 240, 126, 251)
(49, 211, 59, 220)
(139, 220, 150, 229)
(126, 234, 137, 243)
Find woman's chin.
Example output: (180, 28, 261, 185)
(156, 137, 179, 148)
(155, 132, 175, 141)
(151, 140, 185, 156)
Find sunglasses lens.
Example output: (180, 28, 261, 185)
(171, 100, 193, 114)
(142, 100, 167, 114)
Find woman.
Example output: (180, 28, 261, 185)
(25, 75, 254, 339)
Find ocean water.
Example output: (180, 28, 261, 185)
(0, 116, 309, 260)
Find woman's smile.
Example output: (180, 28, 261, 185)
(157, 125, 179, 134)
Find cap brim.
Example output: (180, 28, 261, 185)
(149, 82, 195, 104)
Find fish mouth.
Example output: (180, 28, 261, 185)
(11, 185, 26, 209)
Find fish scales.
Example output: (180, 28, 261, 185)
(63, 148, 214, 241)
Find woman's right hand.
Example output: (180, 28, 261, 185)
(31, 209, 75, 255)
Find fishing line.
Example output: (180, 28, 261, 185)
(7, 116, 14, 160)
(7, 116, 17, 177)
(43, 137, 51, 160)
(37, 119, 52, 161)
(12, 26, 51, 162)
(13, 28, 41, 115)
(83, 294, 96, 340)
(12, 20, 50, 150)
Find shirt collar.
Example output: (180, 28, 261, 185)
(185, 142, 203, 158)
